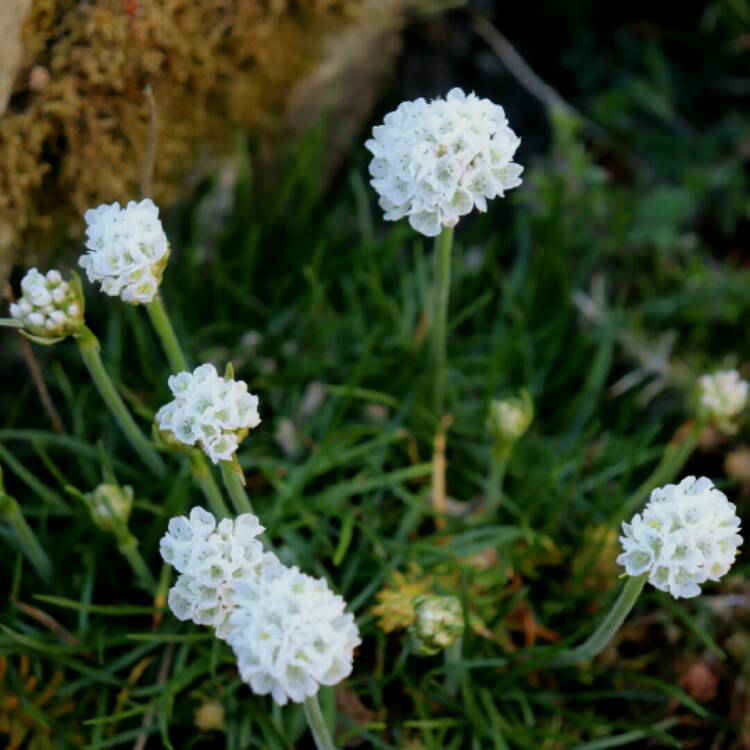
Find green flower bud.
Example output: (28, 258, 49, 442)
(409, 594, 464, 656)
(487, 390, 533, 446)
(85, 483, 133, 532)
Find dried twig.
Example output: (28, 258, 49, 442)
(5, 281, 66, 433)
(431, 414, 454, 530)
(132, 642, 175, 750)
(140, 85, 159, 200)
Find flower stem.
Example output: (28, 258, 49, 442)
(432, 226, 455, 415)
(189, 451, 231, 519)
(548, 574, 647, 668)
(485, 445, 510, 515)
(220, 461, 253, 515)
(443, 635, 462, 696)
(146, 293, 188, 373)
(614, 424, 701, 525)
(117, 533, 156, 593)
(0, 493, 52, 583)
(303, 694, 337, 750)
(76, 327, 166, 478)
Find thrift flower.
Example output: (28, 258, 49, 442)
(9, 268, 83, 340)
(697, 369, 748, 433)
(617, 476, 742, 599)
(365, 87, 523, 236)
(409, 594, 464, 655)
(159, 507, 276, 638)
(228, 564, 361, 705)
(156, 364, 261, 464)
(79, 199, 169, 304)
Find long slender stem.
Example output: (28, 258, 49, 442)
(303, 694, 337, 750)
(548, 575, 647, 668)
(443, 635, 462, 696)
(0, 494, 52, 583)
(76, 327, 166, 477)
(220, 461, 253, 515)
(432, 226, 455, 415)
(146, 293, 188, 373)
(615, 424, 701, 525)
(189, 451, 230, 519)
(117, 533, 156, 592)
(485, 445, 509, 515)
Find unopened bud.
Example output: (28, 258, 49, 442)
(409, 595, 464, 655)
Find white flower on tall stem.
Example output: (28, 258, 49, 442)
(228, 563, 361, 706)
(365, 87, 523, 237)
(159, 507, 277, 638)
(617, 476, 742, 599)
(697, 369, 748, 434)
(156, 364, 261, 464)
(8, 268, 83, 341)
(79, 199, 169, 304)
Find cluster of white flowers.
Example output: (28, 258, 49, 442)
(698, 369, 748, 432)
(160, 507, 360, 704)
(617, 476, 742, 599)
(9, 269, 82, 338)
(228, 564, 361, 705)
(79, 199, 169, 304)
(156, 364, 261, 464)
(159, 507, 276, 638)
(365, 87, 523, 237)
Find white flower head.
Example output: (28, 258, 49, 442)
(617, 476, 742, 599)
(159, 507, 277, 638)
(9, 268, 84, 340)
(228, 564, 361, 705)
(79, 199, 169, 304)
(156, 364, 261, 464)
(697, 369, 748, 433)
(365, 87, 523, 237)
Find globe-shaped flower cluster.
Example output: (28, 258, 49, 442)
(79, 199, 169, 304)
(159, 507, 275, 638)
(9, 268, 83, 339)
(617, 476, 742, 599)
(365, 87, 523, 237)
(697, 369, 748, 433)
(156, 364, 261, 464)
(227, 563, 361, 705)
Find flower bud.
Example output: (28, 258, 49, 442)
(696, 369, 748, 434)
(8, 268, 84, 341)
(409, 594, 464, 655)
(85, 483, 133, 532)
(487, 390, 533, 446)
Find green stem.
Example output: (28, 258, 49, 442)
(146, 293, 188, 373)
(189, 451, 230, 519)
(485, 445, 510, 515)
(548, 575, 647, 667)
(615, 424, 701, 525)
(443, 635, 462, 696)
(303, 694, 337, 750)
(220, 461, 253, 515)
(117, 533, 156, 592)
(1, 494, 52, 583)
(76, 327, 166, 478)
(432, 226, 455, 415)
